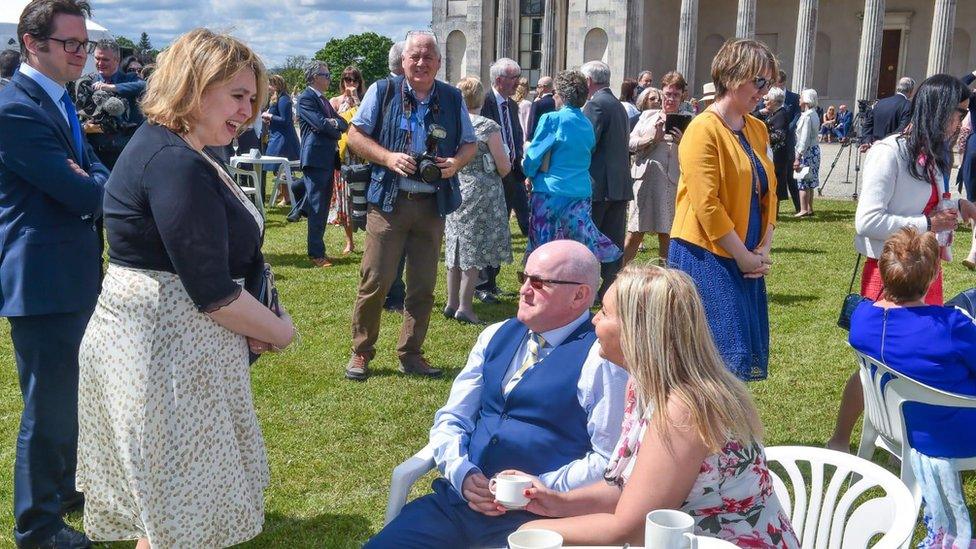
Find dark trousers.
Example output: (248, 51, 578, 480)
(290, 166, 334, 259)
(351, 196, 445, 359)
(384, 253, 407, 308)
(9, 310, 92, 547)
(365, 479, 536, 548)
(502, 172, 530, 237)
(591, 200, 628, 299)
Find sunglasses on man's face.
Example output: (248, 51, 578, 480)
(517, 271, 583, 290)
(752, 76, 772, 92)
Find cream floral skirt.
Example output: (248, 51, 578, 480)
(77, 265, 269, 548)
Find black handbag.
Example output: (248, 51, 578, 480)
(257, 263, 281, 317)
(837, 255, 867, 330)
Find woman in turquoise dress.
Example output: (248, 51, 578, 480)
(522, 70, 621, 264)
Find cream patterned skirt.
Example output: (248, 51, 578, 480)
(77, 265, 269, 548)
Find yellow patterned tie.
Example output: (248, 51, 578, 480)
(505, 332, 546, 394)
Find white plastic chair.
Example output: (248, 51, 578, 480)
(854, 348, 976, 515)
(765, 445, 917, 549)
(384, 442, 436, 525)
(267, 160, 300, 207)
(225, 164, 265, 218)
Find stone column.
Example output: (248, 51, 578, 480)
(926, 0, 957, 76)
(540, 0, 558, 76)
(735, 0, 756, 39)
(791, 0, 818, 91)
(496, 0, 517, 60)
(676, 0, 699, 94)
(623, 0, 645, 78)
(854, 0, 886, 103)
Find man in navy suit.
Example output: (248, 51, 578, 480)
(476, 58, 527, 301)
(0, 1, 109, 547)
(525, 76, 555, 143)
(289, 61, 348, 266)
(860, 76, 915, 151)
(83, 39, 145, 169)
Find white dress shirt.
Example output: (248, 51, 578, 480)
(429, 312, 630, 500)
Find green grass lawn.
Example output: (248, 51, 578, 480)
(0, 199, 972, 547)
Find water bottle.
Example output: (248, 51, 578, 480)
(934, 192, 955, 260)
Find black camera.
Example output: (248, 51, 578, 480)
(74, 76, 134, 135)
(406, 124, 447, 184)
(856, 99, 872, 114)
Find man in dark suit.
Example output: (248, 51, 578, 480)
(82, 38, 145, 169)
(289, 61, 348, 266)
(476, 58, 527, 301)
(860, 76, 915, 151)
(581, 61, 632, 299)
(525, 75, 554, 143)
(0, 1, 109, 547)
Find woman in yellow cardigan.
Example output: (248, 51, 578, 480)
(669, 39, 778, 381)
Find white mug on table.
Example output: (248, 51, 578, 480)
(645, 509, 695, 548)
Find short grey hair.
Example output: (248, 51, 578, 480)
(896, 76, 916, 95)
(304, 61, 327, 84)
(404, 31, 441, 60)
(489, 57, 520, 83)
(800, 88, 818, 108)
(388, 41, 404, 74)
(555, 70, 588, 108)
(94, 39, 119, 57)
(537, 76, 553, 91)
(765, 86, 785, 105)
(580, 60, 610, 86)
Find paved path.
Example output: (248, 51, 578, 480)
(813, 142, 963, 201)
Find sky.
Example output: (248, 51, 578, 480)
(89, 0, 433, 68)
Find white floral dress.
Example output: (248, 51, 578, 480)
(604, 381, 799, 548)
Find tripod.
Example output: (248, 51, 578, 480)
(818, 110, 866, 200)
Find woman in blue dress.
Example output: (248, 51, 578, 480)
(262, 75, 300, 205)
(850, 227, 976, 546)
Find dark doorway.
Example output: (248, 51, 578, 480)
(877, 29, 901, 98)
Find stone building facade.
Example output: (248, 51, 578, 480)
(433, 0, 975, 109)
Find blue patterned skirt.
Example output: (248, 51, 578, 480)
(797, 145, 821, 190)
(527, 192, 622, 263)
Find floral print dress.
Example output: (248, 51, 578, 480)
(604, 382, 799, 548)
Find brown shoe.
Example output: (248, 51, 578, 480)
(398, 355, 442, 378)
(345, 353, 370, 381)
(311, 257, 333, 268)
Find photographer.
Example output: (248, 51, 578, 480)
(344, 31, 476, 381)
(82, 39, 145, 169)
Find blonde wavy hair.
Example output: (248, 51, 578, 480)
(142, 28, 268, 135)
(613, 264, 763, 452)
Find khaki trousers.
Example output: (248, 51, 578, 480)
(351, 195, 445, 360)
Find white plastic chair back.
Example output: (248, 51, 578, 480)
(225, 164, 265, 217)
(854, 348, 976, 515)
(765, 446, 916, 549)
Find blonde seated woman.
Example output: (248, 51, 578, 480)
(504, 265, 799, 547)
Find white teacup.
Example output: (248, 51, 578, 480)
(489, 473, 532, 509)
(249, 148, 261, 158)
(645, 509, 695, 549)
(507, 528, 563, 549)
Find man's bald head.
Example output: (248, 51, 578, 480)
(518, 240, 600, 331)
(536, 76, 553, 94)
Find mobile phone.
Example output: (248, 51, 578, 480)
(665, 112, 693, 134)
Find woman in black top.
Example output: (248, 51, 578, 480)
(77, 29, 293, 549)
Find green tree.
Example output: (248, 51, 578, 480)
(313, 32, 395, 95)
(114, 36, 136, 51)
(137, 32, 153, 53)
(271, 55, 311, 95)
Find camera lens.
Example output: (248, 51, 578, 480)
(418, 160, 442, 184)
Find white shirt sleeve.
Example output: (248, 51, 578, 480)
(537, 342, 630, 492)
(854, 141, 928, 240)
(428, 322, 505, 498)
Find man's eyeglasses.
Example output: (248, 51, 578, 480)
(752, 76, 772, 91)
(46, 37, 95, 55)
(517, 271, 583, 290)
(316, 72, 331, 79)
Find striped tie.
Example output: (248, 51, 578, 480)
(505, 332, 546, 394)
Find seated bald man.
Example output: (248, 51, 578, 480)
(367, 240, 629, 548)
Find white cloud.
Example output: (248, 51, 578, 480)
(89, 0, 432, 67)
